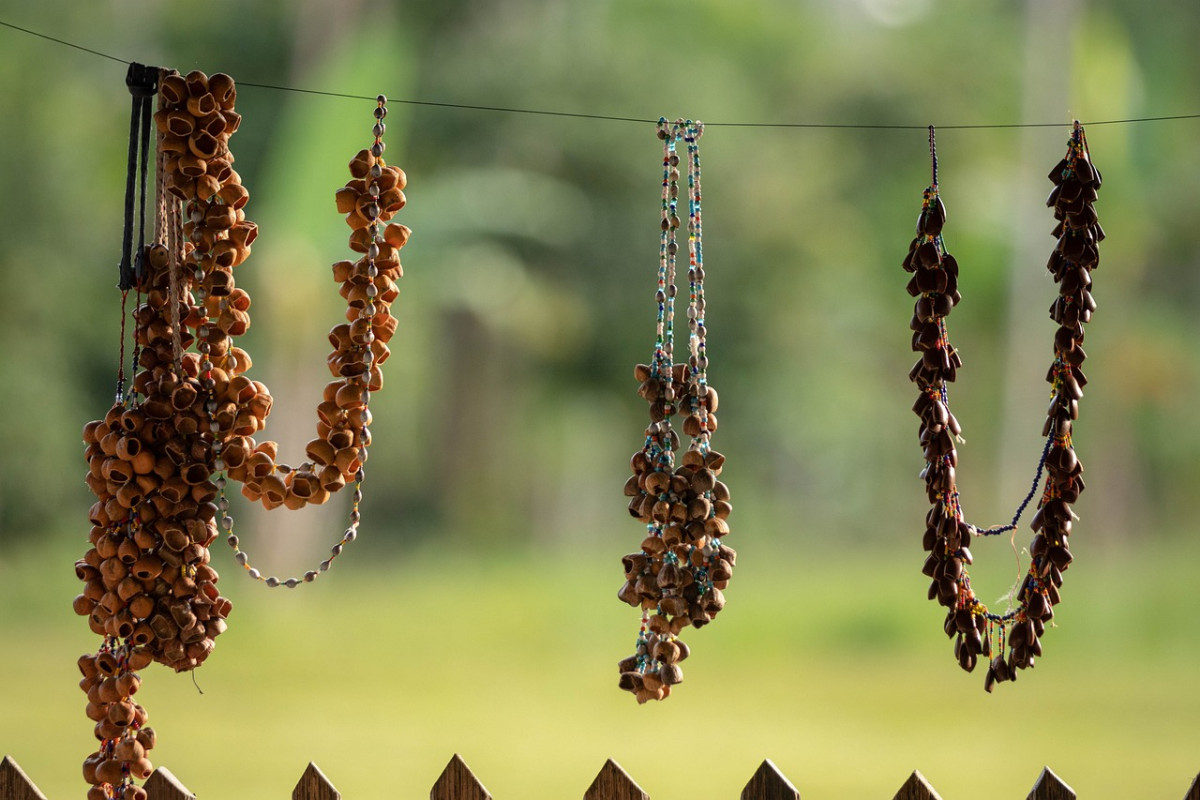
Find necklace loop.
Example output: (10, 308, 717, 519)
(902, 123, 1103, 690)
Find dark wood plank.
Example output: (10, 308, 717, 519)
(430, 754, 492, 800)
(1026, 767, 1076, 800)
(741, 760, 801, 800)
(144, 766, 196, 800)
(893, 770, 943, 800)
(1183, 772, 1200, 800)
(0, 756, 47, 800)
(583, 759, 650, 800)
(293, 762, 341, 800)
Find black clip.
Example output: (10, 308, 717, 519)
(126, 62, 159, 98)
(117, 62, 159, 290)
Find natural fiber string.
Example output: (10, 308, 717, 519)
(114, 290, 129, 404)
(155, 90, 185, 376)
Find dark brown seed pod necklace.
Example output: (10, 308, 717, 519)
(902, 123, 1102, 692)
(616, 118, 735, 703)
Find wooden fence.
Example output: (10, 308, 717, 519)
(3, 754, 1199, 799)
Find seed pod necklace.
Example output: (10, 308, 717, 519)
(76, 69, 409, 798)
(215, 92, 408, 587)
(617, 118, 734, 703)
(902, 123, 1102, 691)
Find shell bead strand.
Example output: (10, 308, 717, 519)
(617, 119, 734, 703)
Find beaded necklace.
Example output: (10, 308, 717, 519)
(617, 118, 734, 703)
(902, 123, 1102, 690)
(76, 69, 409, 798)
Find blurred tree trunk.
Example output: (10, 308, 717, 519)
(250, 0, 368, 570)
(998, 0, 1129, 542)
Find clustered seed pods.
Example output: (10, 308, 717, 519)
(902, 124, 1101, 691)
(234, 96, 407, 512)
(617, 119, 734, 703)
(75, 67, 246, 795)
(77, 369, 234, 673)
(78, 648, 155, 800)
(77, 70, 408, 795)
(988, 122, 1103, 689)
(901, 153, 975, 665)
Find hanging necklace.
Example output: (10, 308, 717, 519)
(617, 118, 735, 703)
(902, 123, 1101, 690)
(76, 67, 410, 799)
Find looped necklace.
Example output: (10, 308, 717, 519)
(616, 118, 735, 703)
(76, 68, 409, 799)
(902, 122, 1102, 691)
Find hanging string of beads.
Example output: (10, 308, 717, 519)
(75, 68, 409, 798)
(617, 118, 734, 703)
(901, 123, 1102, 691)
(219, 92, 408, 585)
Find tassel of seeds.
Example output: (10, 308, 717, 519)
(987, 122, 1102, 688)
(617, 119, 731, 702)
(78, 645, 155, 800)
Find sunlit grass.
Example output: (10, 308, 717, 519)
(2, 537, 1197, 799)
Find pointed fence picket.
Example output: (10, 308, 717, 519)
(430, 753, 492, 800)
(141, 767, 193, 800)
(740, 759, 800, 800)
(294, 762, 341, 800)
(893, 770, 942, 800)
(0, 757, 46, 800)
(1026, 767, 1075, 800)
(583, 759, 648, 800)
(2, 754, 1198, 798)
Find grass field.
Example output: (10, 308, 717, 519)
(2, 535, 1197, 799)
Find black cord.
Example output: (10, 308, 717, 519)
(134, 81, 153, 283)
(968, 434, 1054, 538)
(116, 79, 140, 290)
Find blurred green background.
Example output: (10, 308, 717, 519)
(1, 0, 1198, 797)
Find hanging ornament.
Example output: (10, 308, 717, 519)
(74, 67, 410, 798)
(616, 118, 734, 703)
(902, 123, 1102, 691)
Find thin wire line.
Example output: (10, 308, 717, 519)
(0, 18, 128, 64)
(236, 81, 658, 123)
(4, 17, 1200, 131)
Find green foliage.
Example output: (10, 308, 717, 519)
(2, 0, 1200, 549)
